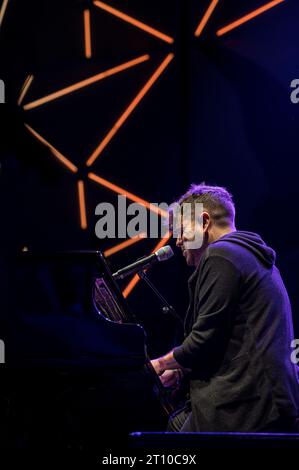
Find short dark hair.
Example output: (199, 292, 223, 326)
(175, 183, 235, 227)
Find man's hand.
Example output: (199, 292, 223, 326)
(159, 369, 183, 388)
(150, 358, 164, 376)
(150, 359, 184, 387)
(150, 350, 187, 378)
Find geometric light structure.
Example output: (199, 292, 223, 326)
(16, 0, 287, 296)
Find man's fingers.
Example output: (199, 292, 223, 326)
(160, 369, 181, 388)
(150, 358, 164, 375)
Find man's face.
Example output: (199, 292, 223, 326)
(176, 217, 207, 267)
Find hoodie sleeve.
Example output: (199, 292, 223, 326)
(173, 254, 241, 370)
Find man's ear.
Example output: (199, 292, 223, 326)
(202, 211, 211, 232)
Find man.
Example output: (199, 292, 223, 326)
(151, 183, 299, 432)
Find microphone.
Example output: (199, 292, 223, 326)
(112, 245, 174, 280)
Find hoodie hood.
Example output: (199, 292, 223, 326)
(213, 231, 276, 268)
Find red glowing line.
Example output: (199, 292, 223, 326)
(78, 180, 88, 229)
(88, 172, 168, 217)
(17, 75, 34, 106)
(25, 124, 78, 173)
(216, 0, 285, 36)
(93, 0, 174, 44)
(194, 0, 219, 37)
(86, 53, 174, 166)
(122, 232, 171, 298)
(104, 233, 146, 257)
(0, 0, 9, 28)
(23, 55, 150, 111)
(84, 9, 92, 58)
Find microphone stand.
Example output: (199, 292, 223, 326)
(137, 270, 183, 326)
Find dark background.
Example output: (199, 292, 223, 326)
(1, 0, 299, 356)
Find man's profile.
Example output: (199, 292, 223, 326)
(151, 183, 299, 433)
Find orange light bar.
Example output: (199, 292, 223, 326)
(17, 75, 34, 106)
(104, 232, 146, 257)
(122, 232, 171, 298)
(216, 0, 285, 37)
(23, 54, 150, 111)
(122, 274, 140, 298)
(0, 0, 9, 28)
(86, 53, 174, 167)
(78, 180, 87, 229)
(93, 0, 174, 44)
(83, 9, 92, 58)
(195, 0, 219, 37)
(88, 172, 168, 217)
(25, 124, 78, 173)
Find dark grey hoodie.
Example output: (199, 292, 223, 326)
(174, 231, 299, 432)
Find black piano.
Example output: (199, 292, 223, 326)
(1, 250, 173, 452)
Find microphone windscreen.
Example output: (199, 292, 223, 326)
(155, 245, 174, 262)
